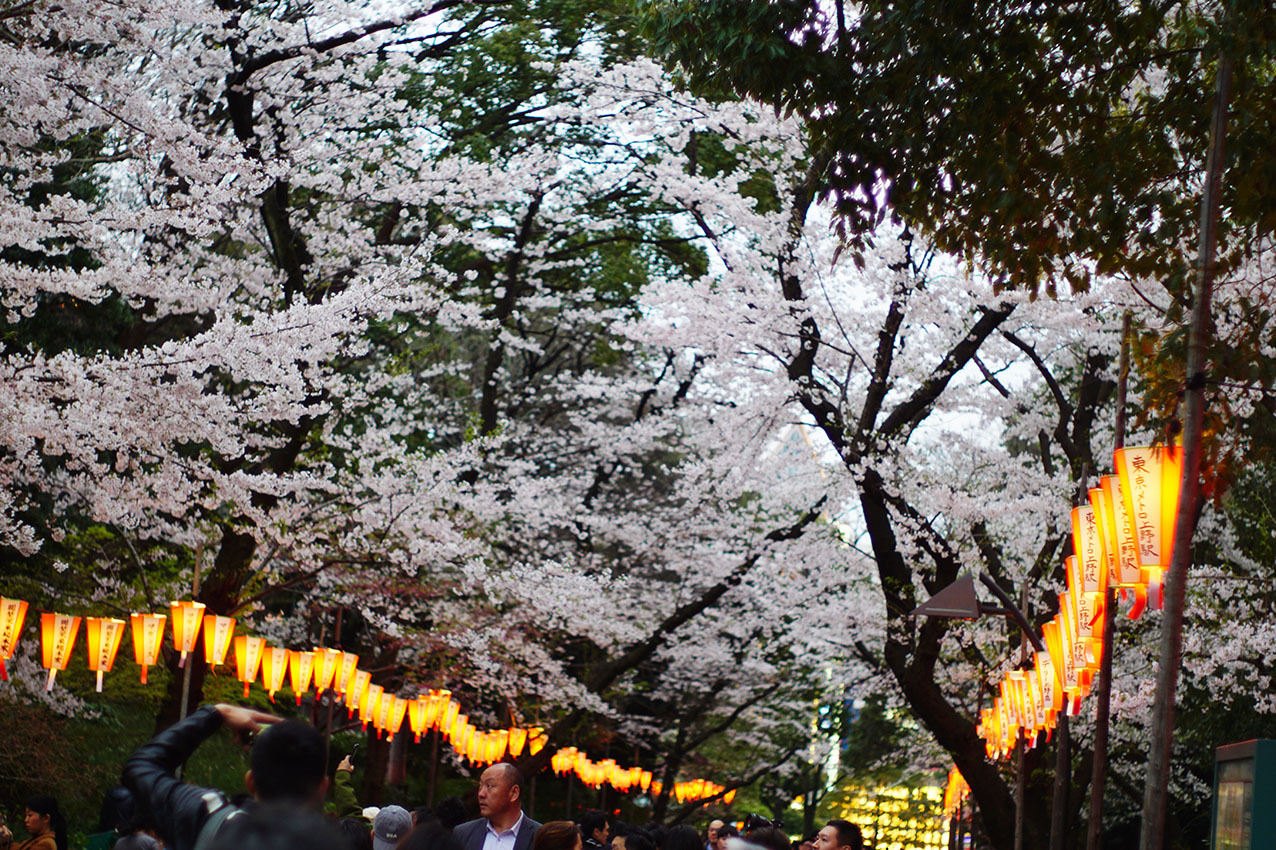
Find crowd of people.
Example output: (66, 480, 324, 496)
(0, 705, 865, 850)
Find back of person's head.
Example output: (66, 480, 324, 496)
(114, 834, 161, 850)
(643, 824, 667, 850)
(397, 822, 463, 850)
(432, 796, 469, 831)
(335, 818, 373, 850)
(249, 719, 326, 802)
(26, 795, 68, 850)
(625, 831, 656, 850)
(411, 808, 433, 827)
(663, 825, 702, 850)
(825, 822, 861, 850)
(99, 786, 137, 834)
(579, 811, 608, 839)
(718, 827, 738, 841)
(209, 805, 345, 850)
(373, 805, 413, 850)
(739, 829, 788, 850)
(534, 821, 583, 850)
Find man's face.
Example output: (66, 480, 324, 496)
(708, 822, 724, 843)
(613, 837, 626, 850)
(478, 766, 516, 818)
(813, 826, 843, 850)
(593, 824, 610, 844)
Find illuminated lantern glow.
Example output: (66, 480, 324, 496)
(508, 726, 528, 757)
(360, 684, 384, 730)
(40, 612, 82, 691)
(260, 646, 289, 702)
(312, 648, 340, 697)
(169, 600, 206, 668)
(442, 698, 461, 733)
(346, 669, 372, 718)
(334, 652, 360, 697)
(202, 615, 236, 666)
(640, 770, 652, 792)
(528, 727, 547, 755)
(1114, 445, 1184, 611)
(288, 650, 315, 705)
(422, 691, 445, 728)
(723, 788, 736, 805)
(374, 691, 397, 739)
(386, 694, 408, 741)
(234, 635, 266, 697)
(1072, 504, 1108, 594)
(1097, 476, 1148, 618)
(131, 612, 167, 685)
(0, 596, 29, 681)
(85, 617, 127, 692)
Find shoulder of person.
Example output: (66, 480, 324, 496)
(455, 819, 486, 835)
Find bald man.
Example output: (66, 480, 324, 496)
(453, 764, 542, 850)
(706, 821, 725, 850)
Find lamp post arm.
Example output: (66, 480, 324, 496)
(978, 573, 1044, 653)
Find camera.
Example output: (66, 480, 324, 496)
(742, 814, 781, 833)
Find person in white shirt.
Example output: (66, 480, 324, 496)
(452, 765, 542, 850)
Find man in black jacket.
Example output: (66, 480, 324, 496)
(123, 703, 329, 850)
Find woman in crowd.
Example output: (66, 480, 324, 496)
(531, 822, 582, 850)
(6, 797, 67, 850)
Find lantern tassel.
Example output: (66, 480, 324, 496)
(96, 670, 105, 692)
(243, 682, 251, 698)
(46, 668, 57, 691)
(178, 651, 188, 668)
(415, 733, 422, 743)
(141, 666, 149, 685)
(0, 659, 7, 681)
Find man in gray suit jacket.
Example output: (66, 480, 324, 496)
(453, 764, 542, 850)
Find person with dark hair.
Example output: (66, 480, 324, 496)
(530, 821, 580, 850)
(728, 828, 787, 850)
(432, 798, 468, 833)
(640, 825, 666, 850)
(7, 796, 67, 850)
(115, 835, 162, 850)
(334, 819, 373, 850)
(206, 804, 345, 850)
(578, 812, 608, 850)
(452, 764, 541, 850)
(713, 826, 736, 850)
(621, 832, 654, 850)
(660, 826, 700, 850)
(398, 822, 463, 850)
(812, 821, 861, 850)
(123, 703, 330, 850)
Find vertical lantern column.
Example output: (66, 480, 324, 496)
(41, 613, 82, 690)
(0, 597, 29, 681)
(131, 612, 167, 684)
(86, 617, 127, 692)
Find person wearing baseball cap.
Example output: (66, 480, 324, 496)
(373, 807, 413, 850)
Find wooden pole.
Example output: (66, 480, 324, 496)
(1139, 45, 1234, 850)
(1086, 313, 1131, 850)
(1014, 585, 1029, 850)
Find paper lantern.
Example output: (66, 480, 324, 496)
(85, 617, 126, 692)
(723, 788, 737, 804)
(360, 684, 384, 730)
(1114, 445, 1184, 610)
(423, 691, 445, 728)
(640, 770, 652, 791)
(312, 647, 340, 696)
(260, 646, 289, 702)
(377, 693, 408, 741)
(1096, 476, 1149, 618)
(409, 695, 430, 742)
(441, 698, 460, 732)
(346, 669, 372, 718)
(528, 726, 547, 755)
(508, 726, 528, 757)
(234, 635, 265, 697)
(0, 596, 29, 681)
(287, 650, 314, 705)
(169, 600, 206, 667)
(334, 651, 360, 697)
(40, 612, 81, 690)
(202, 615, 236, 666)
(131, 612, 167, 684)
(1072, 504, 1108, 594)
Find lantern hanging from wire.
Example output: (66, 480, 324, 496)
(0, 596, 29, 681)
(202, 615, 236, 666)
(1114, 444, 1184, 610)
(312, 648, 340, 697)
(131, 612, 167, 684)
(260, 646, 289, 702)
(408, 695, 430, 742)
(508, 726, 528, 757)
(1071, 503, 1108, 595)
(334, 651, 360, 698)
(346, 669, 371, 718)
(288, 650, 314, 705)
(41, 612, 81, 690)
(385, 694, 410, 741)
(528, 726, 547, 755)
(360, 683, 384, 730)
(234, 635, 265, 697)
(169, 600, 205, 667)
(85, 616, 126, 692)
(1095, 476, 1149, 618)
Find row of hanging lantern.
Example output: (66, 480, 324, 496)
(942, 768, 969, 819)
(548, 746, 733, 804)
(977, 445, 1183, 759)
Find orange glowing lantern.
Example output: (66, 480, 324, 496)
(130, 612, 167, 684)
(386, 694, 409, 741)
(441, 698, 461, 732)
(1114, 445, 1184, 610)
(202, 615, 236, 666)
(528, 726, 547, 755)
(1096, 476, 1148, 618)
(347, 669, 372, 718)
(169, 600, 206, 667)
(508, 726, 528, 757)
(312, 648, 340, 697)
(334, 651, 360, 697)
(375, 692, 397, 739)
(409, 695, 430, 742)
(423, 691, 446, 728)
(639, 770, 652, 792)
(40, 612, 81, 691)
(234, 635, 265, 697)
(288, 650, 315, 705)
(85, 617, 126, 692)
(259, 646, 289, 702)
(1071, 504, 1108, 595)
(360, 684, 384, 730)
(0, 596, 29, 681)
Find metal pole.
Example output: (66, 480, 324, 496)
(1087, 314, 1130, 850)
(428, 726, 441, 807)
(324, 607, 342, 771)
(1140, 45, 1234, 850)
